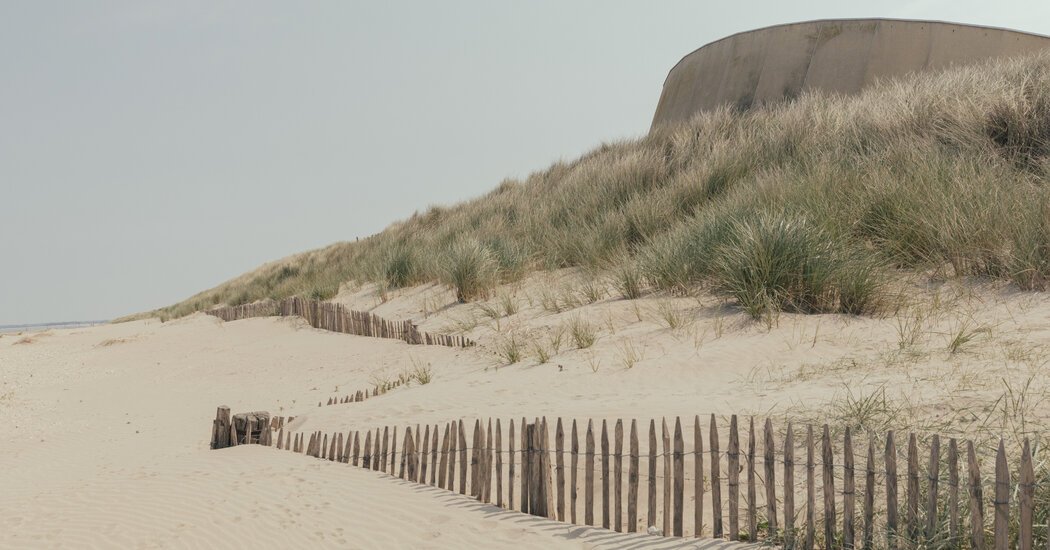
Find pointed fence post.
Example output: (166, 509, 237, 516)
(648, 419, 658, 531)
(948, 438, 960, 545)
(662, 418, 672, 536)
(710, 415, 723, 539)
(508, 419, 515, 510)
(785, 423, 795, 550)
(615, 419, 624, 532)
(886, 431, 899, 550)
(570, 420, 578, 523)
(822, 425, 836, 550)
(602, 420, 610, 529)
(628, 419, 639, 533)
(555, 418, 565, 521)
(994, 440, 1009, 550)
(1020, 438, 1034, 550)
(747, 417, 757, 542)
(764, 418, 777, 543)
(864, 434, 875, 549)
(843, 427, 855, 549)
(926, 434, 941, 542)
(728, 415, 740, 540)
(585, 419, 595, 526)
(967, 440, 984, 550)
(907, 434, 919, 543)
(695, 416, 704, 539)
(806, 425, 815, 550)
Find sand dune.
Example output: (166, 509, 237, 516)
(3, 274, 1048, 547)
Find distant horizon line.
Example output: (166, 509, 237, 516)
(0, 320, 110, 332)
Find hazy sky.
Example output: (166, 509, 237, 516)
(3, 1, 1050, 325)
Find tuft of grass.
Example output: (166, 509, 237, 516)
(615, 339, 643, 369)
(585, 351, 602, 373)
(539, 287, 562, 313)
(614, 263, 644, 300)
(579, 279, 607, 304)
(713, 212, 881, 318)
(381, 245, 422, 289)
(495, 331, 527, 364)
(547, 326, 565, 354)
(945, 319, 979, 355)
(567, 315, 597, 349)
(498, 292, 519, 316)
(533, 341, 552, 364)
(894, 305, 929, 351)
(655, 300, 692, 330)
(441, 238, 498, 303)
(411, 363, 433, 385)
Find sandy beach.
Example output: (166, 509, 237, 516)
(3, 273, 1048, 548)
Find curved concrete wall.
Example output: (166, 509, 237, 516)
(652, 19, 1050, 129)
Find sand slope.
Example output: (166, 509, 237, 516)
(3, 273, 1048, 547)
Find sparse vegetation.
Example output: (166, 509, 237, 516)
(498, 292, 518, 316)
(495, 331, 527, 364)
(139, 52, 1050, 321)
(615, 339, 643, 369)
(532, 341, 552, 364)
(410, 362, 433, 385)
(655, 300, 693, 330)
(567, 315, 597, 349)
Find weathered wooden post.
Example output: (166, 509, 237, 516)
(211, 406, 232, 449)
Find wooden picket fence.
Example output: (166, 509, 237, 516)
(217, 410, 1048, 549)
(206, 297, 474, 348)
(318, 378, 406, 408)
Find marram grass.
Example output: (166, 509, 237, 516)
(136, 52, 1050, 321)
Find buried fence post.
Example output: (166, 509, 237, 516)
(212, 406, 232, 449)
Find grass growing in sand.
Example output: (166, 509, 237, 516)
(137, 52, 1050, 321)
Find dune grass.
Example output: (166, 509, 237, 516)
(136, 52, 1050, 321)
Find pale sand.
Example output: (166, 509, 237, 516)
(2, 272, 1048, 548)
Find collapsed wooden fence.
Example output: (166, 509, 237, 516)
(207, 297, 475, 348)
(215, 409, 1048, 549)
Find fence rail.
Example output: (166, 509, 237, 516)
(213, 408, 1046, 549)
(206, 297, 475, 348)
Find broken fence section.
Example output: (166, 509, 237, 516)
(207, 297, 474, 348)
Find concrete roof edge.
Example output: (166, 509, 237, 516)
(659, 18, 1050, 88)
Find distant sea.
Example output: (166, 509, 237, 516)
(0, 320, 109, 334)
